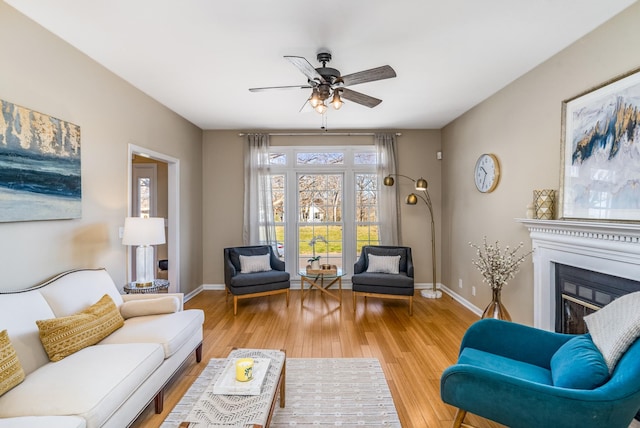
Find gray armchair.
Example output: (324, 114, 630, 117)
(351, 245, 414, 315)
(224, 245, 290, 315)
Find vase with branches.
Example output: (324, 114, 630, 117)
(470, 237, 533, 321)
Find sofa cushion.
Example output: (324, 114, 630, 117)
(351, 272, 414, 288)
(550, 335, 609, 389)
(38, 269, 124, 317)
(36, 294, 124, 361)
(0, 292, 56, 375)
(0, 416, 86, 428)
(0, 330, 25, 397)
(584, 291, 640, 373)
(99, 309, 204, 359)
(229, 247, 270, 271)
(239, 254, 272, 273)
(230, 270, 290, 288)
(366, 254, 401, 274)
(458, 347, 553, 385)
(120, 296, 180, 319)
(0, 343, 163, 427)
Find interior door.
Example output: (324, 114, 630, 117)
(131, 163, 158, 279)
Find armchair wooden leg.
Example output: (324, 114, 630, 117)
(409, 295, 413, 316)
(233, 296, 238, 316)
(452, 409, 476, 428)
(286, 289, 290, 307)
(352, 292, 356, 313)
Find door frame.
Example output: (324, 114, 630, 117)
(127, 144, 180, 293)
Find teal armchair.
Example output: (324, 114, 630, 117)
(440, 319, 640, 428)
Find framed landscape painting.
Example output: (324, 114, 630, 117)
(0, 99, 81, 222)
(560, 68, 640, 221)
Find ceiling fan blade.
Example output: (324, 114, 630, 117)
(340, 88, 382, 108)
(340, 65, 396, 87)
(299, 98, 313, 113)
(249, 85, 312, 92)
(285, 56, 325, 83)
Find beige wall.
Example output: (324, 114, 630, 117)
(441, 3, 640, 324)
(0, 3, 203, 293)
(202, 130, 441, 285)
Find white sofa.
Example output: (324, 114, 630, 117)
(0, 268, 204, 428)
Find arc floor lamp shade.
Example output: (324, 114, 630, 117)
(122, 217, 166, 286)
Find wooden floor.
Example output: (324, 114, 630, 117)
(131, 289, 505, 428)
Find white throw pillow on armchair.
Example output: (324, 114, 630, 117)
(584, 291, 640, 373)
(366, 254, 401, 274)
(239, 254, 272, 273)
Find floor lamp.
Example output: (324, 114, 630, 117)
(384, 174, 442, 299)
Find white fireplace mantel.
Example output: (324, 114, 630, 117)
(517, 218, 640, 331)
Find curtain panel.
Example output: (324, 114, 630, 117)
(243, 133, 277, 247)
(375, 133, 400, 245)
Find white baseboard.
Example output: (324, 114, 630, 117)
(439, 284, 483, 317)
(183, 285, 204, 302)
(202, 283, 225, 291)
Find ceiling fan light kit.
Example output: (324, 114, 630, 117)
(249, 52, 396, 114)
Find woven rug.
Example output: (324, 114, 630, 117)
(162, 358, 401, 427)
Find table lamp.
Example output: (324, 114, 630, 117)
(122, 217, 166, 287)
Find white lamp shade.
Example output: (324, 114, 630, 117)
(122, 217, 166, 246)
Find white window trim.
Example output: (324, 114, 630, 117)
(270, 145, 377, 277)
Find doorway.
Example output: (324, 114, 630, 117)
(128, 144, 180, 292)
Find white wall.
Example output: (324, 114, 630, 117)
(0, 3, 203, 292)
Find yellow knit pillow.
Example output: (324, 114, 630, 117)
(37, 294, 124, 362)
(0, 329, 25, 396)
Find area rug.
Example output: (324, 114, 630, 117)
(162, 358, 401, 427)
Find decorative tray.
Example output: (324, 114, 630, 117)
(306, 265, 337, 275)
(212, 358, 270, 396)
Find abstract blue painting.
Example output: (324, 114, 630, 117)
(0, 99, 81, 222)
(561, 69, 640, 221)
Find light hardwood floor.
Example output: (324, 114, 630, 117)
(132, 289, 504, 428)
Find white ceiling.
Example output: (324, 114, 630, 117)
(5, 0, 636, 130)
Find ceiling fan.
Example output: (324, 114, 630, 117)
(249, 52, 396, 114)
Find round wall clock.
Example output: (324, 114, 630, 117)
(474, 153, 500, 193)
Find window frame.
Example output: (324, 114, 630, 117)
(269, 145, 378, 278)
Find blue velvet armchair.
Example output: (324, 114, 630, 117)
(440, 318, 640, 428)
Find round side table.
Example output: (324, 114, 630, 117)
(123, 279, 170, 294)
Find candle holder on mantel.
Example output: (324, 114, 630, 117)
(533, 189, 556, 220)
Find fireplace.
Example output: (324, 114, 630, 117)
(520, 219, 640, 423)
(518, 219, 640, 331)
(555, 263, 640, 334)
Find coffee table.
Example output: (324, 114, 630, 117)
(299, 268, 344, 307)
(177, 348, 286, 428)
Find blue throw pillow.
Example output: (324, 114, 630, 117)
(550, 335, 610, 389)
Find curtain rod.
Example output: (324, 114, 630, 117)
(237, 132, 402, 137)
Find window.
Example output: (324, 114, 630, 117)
(355, 173, 380, 254)
(269, 146, 379, 275)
